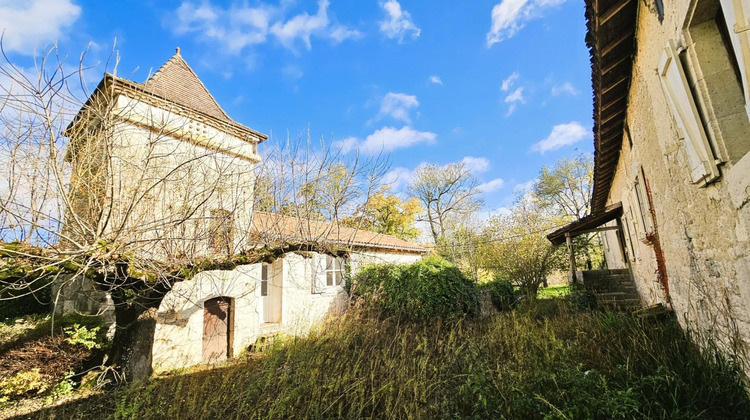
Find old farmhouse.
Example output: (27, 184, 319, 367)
(56, 50, 426, 371)
(551, 0, 750, 361)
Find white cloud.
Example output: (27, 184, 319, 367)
(461, 156, 490, 173)
(171, 0, 359, 55)
(334, 137, 359, 153)
(271, 0, 330, 50)
(428, 75, 443, 85)
(531, 121, 590, 153)
(478, 178, 506, 193)
(501, 72, 519, 91)
(504, 87, 525, 103)
(486, 0, 567, 47)
(174, 2, 271, 53)
(504, 86, 525, 116)
(383, 166, 416, 191)
(513, 179, 536, 193)
(343, 126, 437, 155)
(329, 25, 364, 44)
(379, 0, 421, 42)
(0, 0, 81, 55)
(551, 82, 579, 96)
(376, 92, 420, 124)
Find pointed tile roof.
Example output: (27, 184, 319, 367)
(65, 48, 267, 145)
(142, 48, 231, 122)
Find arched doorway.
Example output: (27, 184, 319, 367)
(202, 297, 233, 363)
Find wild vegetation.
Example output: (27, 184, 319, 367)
(2, 259, 748, 419)
(11, 304, 750, 419)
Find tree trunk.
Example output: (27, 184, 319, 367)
(105, 285, 168, 383)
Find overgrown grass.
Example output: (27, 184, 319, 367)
(18, 303, 750, 419)
(538, 285, 570, 299)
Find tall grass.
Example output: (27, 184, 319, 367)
(21, 302, 750, 419)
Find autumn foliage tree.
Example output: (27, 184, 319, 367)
(479, 199, 564, 298)
(342, 186, 421, 241)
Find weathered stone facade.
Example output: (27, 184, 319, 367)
(58, 50, 427, 372)
(598, 0, 750, 359)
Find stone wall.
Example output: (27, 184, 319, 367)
(602, 0, 750, 360)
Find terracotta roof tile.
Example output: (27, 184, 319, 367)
(142, 48, 230, 122)
(250, 212, 428, 254)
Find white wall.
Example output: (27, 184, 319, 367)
(152, 248, 423, 371)
(152, 264, 261, 370)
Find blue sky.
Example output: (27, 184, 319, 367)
(0, 0, 593, 213)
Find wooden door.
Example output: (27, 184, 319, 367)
(203, 297, 231, 363)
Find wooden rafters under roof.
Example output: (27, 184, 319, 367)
(546, 202, 623, 245)
(585, 0, 638, 213)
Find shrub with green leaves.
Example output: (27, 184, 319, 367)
(0, 369, 50, 406)
(64, 324, 102, 350)
(567, 283, 596, 311)
(480, 277, 518, 311)
(353, 256, 479, 321)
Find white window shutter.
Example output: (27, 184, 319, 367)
(720, 0, 750, 118)
(658, 41, 720, 184)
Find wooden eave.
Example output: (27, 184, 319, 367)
(586, 0, 638, 213)
(546, 202, 623, 246)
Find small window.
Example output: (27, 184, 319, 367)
(260, 264, 269, 297)
(325, 255, 344, 287)
(210, 209, 234, 255)
(632, 168, 654, 235)
(658, 40, 721, 184)
(718, 0, 750, 115)
(622, 215, 637, 262)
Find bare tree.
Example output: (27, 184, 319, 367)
(407, 162, 483, 244)
(0, 45, 387, 382)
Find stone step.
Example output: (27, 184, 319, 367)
(596, 299, 641, 308)
(587, 284, 637, 292)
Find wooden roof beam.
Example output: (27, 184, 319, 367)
(601, 30, 635, 57)
(601, 93, 628, 113)
(601, 54, 632, 75)
(600, 107, 627, 125)
(601, 74, 629, 95)
(600, 0, 633, 25)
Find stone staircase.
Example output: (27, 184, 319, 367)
(580, 269, 641, 310)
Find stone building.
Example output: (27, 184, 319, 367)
(552, 0, 750, 360)
(59, 50, 426, 371)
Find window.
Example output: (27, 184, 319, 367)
(210, 209, 234, 255)
(325, 255, 344, 287)
(718, 0, 750, 118)
(622, 215, 637, 262)
(260, 264, 269, 297)
(631, 167, 654, 235)
(658, 40, 721, 184)
(683, 0, 750, 165)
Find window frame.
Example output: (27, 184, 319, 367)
(260, 263, 269, 297)
(658, 39, 721, 185)
(325, 255, 345, 288)
(719, 0, 750, 119)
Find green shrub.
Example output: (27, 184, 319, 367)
(567, 283, 596, 311)
(480, 277, 517, 311)
(353, 256, 479, 321)
(0, 369, 51, 406)
(64, 324, 102, 350)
